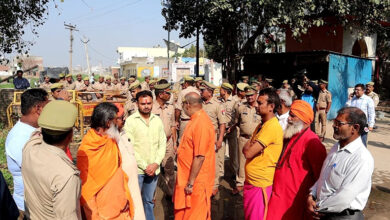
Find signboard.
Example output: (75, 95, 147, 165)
(137, 66, 154, 78)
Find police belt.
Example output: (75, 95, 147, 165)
(180, 118, 190, 121)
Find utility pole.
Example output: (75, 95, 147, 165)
(81, 36, 91, 77)
(196, 27, 199, 77)
(64, 23, 78, 75)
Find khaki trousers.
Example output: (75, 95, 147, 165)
(315, 109, 327, 138)
(225, 128, 238, 175)
(214, 134, 224, 188)
(161, 137, 176, 196)
(178, 120, 189, 142)
(236, 136, 249, 186)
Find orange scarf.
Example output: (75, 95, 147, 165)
(77, 129, 134, 218)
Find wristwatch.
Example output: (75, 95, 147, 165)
(186, 183, 193, 188)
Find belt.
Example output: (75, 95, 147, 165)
(319, 108, 327, 110)
(240, 134, 251, 139)
(180, 118, 190, 121)
(324, 209, 360, 217)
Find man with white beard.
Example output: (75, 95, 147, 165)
(267, 100, 327, 220)
(77, 102, 135, 219)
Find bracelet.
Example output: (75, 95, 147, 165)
(186, 183, 193, 188)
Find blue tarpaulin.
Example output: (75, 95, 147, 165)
(327, 54, 372, 119)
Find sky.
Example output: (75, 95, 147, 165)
(19, 0, 199, 68)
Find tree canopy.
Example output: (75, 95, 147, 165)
(0, 0, 51, 62)
(163, 0, 390, 80)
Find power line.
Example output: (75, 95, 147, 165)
(69, 0, 143, 23)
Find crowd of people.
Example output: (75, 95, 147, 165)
(1, 72, 379, 220)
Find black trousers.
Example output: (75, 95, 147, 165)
(321, 210, 364, 220)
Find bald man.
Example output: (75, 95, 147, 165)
(174, 92, 215, 220)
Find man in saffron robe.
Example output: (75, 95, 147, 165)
(174, 92, 215, 220)
(77, 102, 134, 220)
(243, 88, 284, 220)
(267, 100, 327, 220)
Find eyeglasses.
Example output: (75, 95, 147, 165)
(333, 119, 353, 127)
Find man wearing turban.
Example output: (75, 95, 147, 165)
(267, 100, 327, 220)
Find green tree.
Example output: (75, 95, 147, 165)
(181, 44, 207, 58)
(163, 0, 390, 81)
(0, 0, 53, 62)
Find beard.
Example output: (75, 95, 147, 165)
(106, 122, 121, 143)
(284, 120, 305, 139)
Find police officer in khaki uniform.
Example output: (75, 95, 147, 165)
(40, 75, 52, 91)
(152, 83, 177, 196)
(141, 76, 150, 91)
(200, 81, 228, 195)
(104, 76, 115, 91)
(233, 86, 261, 194)
(58, 73, 66, 86)
(194, 77, 203, 92)
(117, 76, 129, 95)
(128, 75, 136, 85)
(251, 80, 262, 92)
(22, 100, 81, 219)
(219, 82, 239, 181)
(315, 79, 332, 141)
(124, 81, 141, 119)
(50, 83, 70, 101)
(234, 82, 249, 105)
(78, 77, 94, 101)
(64, 74, 76, 90)
(74, 73, 84, 91)
(365, 81, 379, 107)
(175, 76, 200, 141)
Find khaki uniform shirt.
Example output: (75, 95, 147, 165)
(124, 99, 138, 119)
(237, 103, 261, 136)
(74, 80, 84, 91)
(116, 83, 128, 95)
(64, 81, 76, 90)
(104, 83, 115, 91)
(367, 91, 379, 107)
(40, 82, 52, 91)
(92, 82, 105, 91)
(175, 86, 200, 120)
(317, 89, 332, 109)
(152, 100, 175, 138)
(141, 81, 150, 91)
(221, 94, 238, 128)
(203, 97, 228, 132)
(22, 130, 81, 220)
